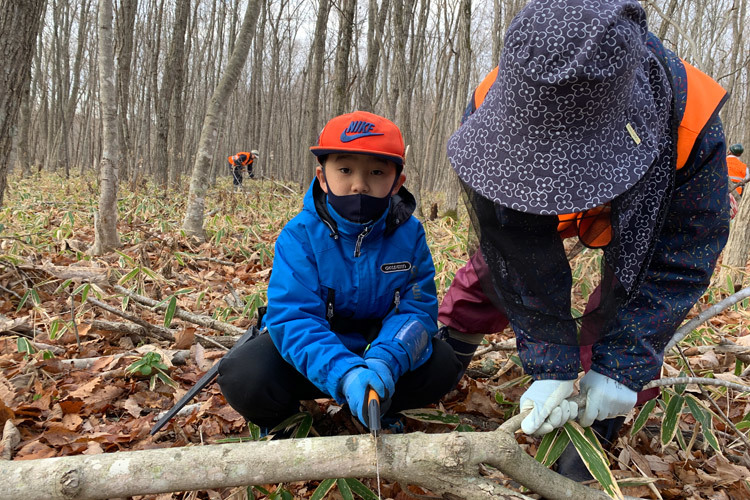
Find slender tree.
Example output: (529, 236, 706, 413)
(154, 0, 190, 188)
(331, 0, 355, 115)
(0, 0, 45, 207)
(91, 0, 122, 255)
(360, 0, 389, 112)
(115, 0, 137, 180)
(182, 0, 262, 238)
(302, 0, 330, 187)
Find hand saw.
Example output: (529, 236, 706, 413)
(367, 387, 382, 499)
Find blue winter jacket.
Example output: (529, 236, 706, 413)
(262, 179, 438, 403)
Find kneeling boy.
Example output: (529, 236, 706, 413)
(218, 111, 462, 431)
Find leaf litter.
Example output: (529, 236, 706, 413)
(0, 175, 748, 499)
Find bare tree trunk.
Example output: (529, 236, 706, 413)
(91, 0, 121, 255)
(718, 186, 750, 290)
(168, 0, 190, 187)
(656, 0, 679, 41)
(116, 0, 137, 181)
(393, 0, 423, 217)
(0, 0, 45, 207)
(444, 0, 471, 215)
(360, 0, 389, 112)
(181, 0, 262, 238)
(331, 0, 355, 116)
(302, 0, 329, 186)
(153, 0, 190, 189)
(17, 64, 33, 178)
(493, 0, 503, 64)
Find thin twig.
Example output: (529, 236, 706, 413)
(113, 285, 245, 337)
(642, 376, 750, 394)
(0, 284, 21, 300)
(86, 297, 174, 342)
(475, 338, 516, 356)
(226, 282, 243, 308)
(666, 286, 750, 351)
(70, 292, 81, 351)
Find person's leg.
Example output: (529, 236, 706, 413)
(217, 334, 326, 428)
(438, 252, 510, 335)
(232, 166, 243, 187)
(387, 337, 463, 415)
(438, 252, 510, 376)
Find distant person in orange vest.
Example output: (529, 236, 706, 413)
(727, 143, 746, 196)
(439, 0, 730, 482)
(227, 150, 259, 190)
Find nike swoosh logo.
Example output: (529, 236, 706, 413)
(340, 131, 384, 143)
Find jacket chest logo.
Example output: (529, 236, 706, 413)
(381, 261, 411, 273)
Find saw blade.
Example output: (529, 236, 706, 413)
(367, 388, 382, 499)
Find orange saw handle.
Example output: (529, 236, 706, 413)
(367, 387, 381, 434)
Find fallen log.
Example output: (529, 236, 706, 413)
(0, 421, 622, 500)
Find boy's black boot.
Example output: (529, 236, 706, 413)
(555, 416, 625, 482)
(438, 326, 482, 385)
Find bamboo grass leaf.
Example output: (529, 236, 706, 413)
(563, 422, 624, 500)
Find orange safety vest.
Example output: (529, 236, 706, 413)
(228, 152, 254, 167)
(727, 156, 747, 195)
(471, 60, 727, 248)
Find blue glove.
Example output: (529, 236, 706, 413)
(365, 358, 396, 400)
(340, 367, 388, 428)
(579, 370, 637, 428)
(520, 379, 577, 436)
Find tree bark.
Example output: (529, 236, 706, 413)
(90, 0, 121, 255)
(360, 0, 389, 112)
(492, 0, 503, 64)
(153, 0, 190, 188)
(0, 422, 617, 500)
(181, 0, 262, 238)
(0, 0, 45, 207)
(715, 190, 750, 289)
(115, 0, 137, 181)
(301, 0, 329, 187)
(444, 0, 472, 215)
(331, 0, 355, 116)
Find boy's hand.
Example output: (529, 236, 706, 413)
(520, 379, 576, 436)
(341, 367, 389, 429)
(365, 358, 396, 399)
(578, 370, 637, 427)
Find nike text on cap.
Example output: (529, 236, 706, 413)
(310, 111, 405, 166)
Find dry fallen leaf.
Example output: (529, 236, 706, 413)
(173, 328, 195, 350)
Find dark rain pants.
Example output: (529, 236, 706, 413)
(217, 333, 462, 428)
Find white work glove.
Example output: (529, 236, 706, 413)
(520, 379, 577, 436)
(579, 370, 638, 428)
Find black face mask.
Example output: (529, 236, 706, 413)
(326, 190, 392, 224)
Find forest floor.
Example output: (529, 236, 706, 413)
(0, 173, 749, 500)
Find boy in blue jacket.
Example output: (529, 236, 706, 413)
(218, 111, 462, 431)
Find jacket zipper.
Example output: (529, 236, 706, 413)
(354, 226, 372, 258)
(393, 290, 400, 313)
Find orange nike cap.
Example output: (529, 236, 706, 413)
(310, 111, 405, 165)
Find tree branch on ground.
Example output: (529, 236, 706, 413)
(642, 376, 750, 394)
(665, 286, 750, 351)
(0, 409, 635, 500)
(86, 297, 175, 343)
(113, 284, 245, 338)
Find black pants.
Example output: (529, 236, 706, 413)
(231, 166, 244, 186)
(217, 333, 462, 428)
